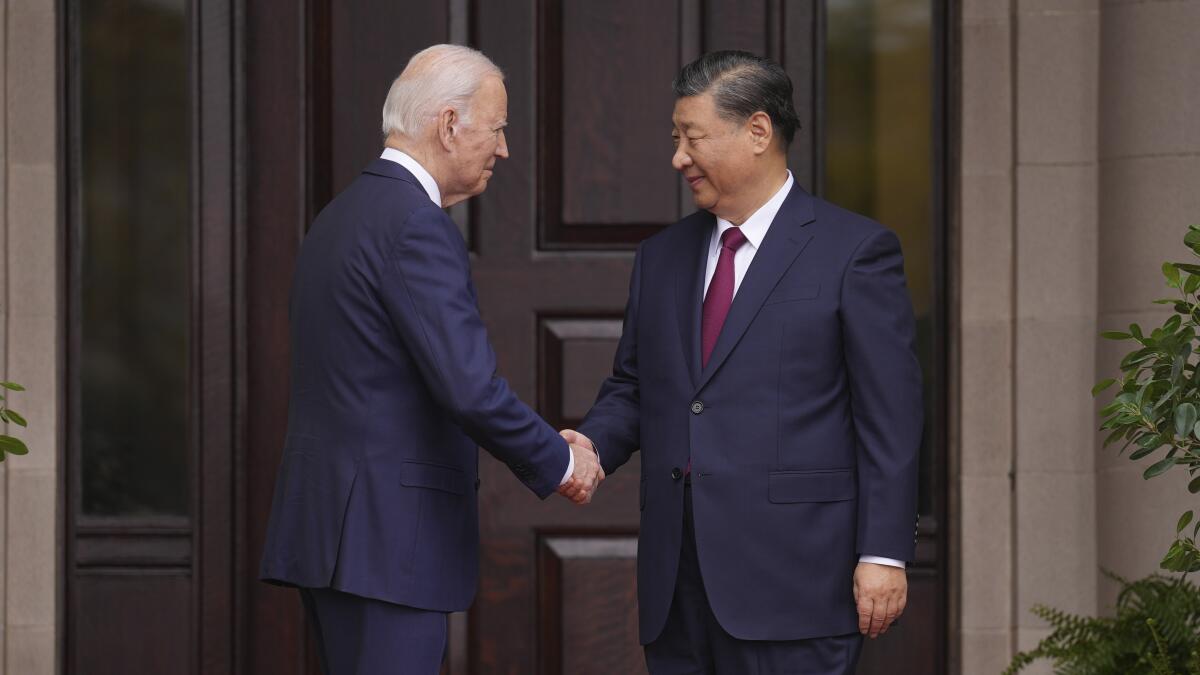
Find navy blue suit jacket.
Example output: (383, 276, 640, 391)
(259, 159, 570, 611)
(577, 182, 923, 643)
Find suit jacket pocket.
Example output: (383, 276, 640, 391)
(768, 469, 855, 503)
(400, 461, 469, 495)
(763, 283, 820, 305)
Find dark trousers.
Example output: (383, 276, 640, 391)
(299, 587, 447, 675)
(644, 482, 864, 675)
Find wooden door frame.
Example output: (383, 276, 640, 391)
(60, 0, 240, 673)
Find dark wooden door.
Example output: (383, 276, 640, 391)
(241, 2, 945, 675)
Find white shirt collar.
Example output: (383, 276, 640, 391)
(713, 171, 794, 250)
(380, 147, 442, 206)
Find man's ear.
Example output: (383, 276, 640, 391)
(437, 107, 458, 151)
(747, 111, 774, 155)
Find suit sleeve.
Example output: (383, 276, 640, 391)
(840, 228, 923, 562)
(576, 244, 644, 476)
(380, 205, 569, 499)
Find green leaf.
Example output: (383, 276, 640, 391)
(1165, 314, 1184, 333)
(1145, 456, 1177, 479)
(1189, 475, 1200, 493)
(1102, 331, 1133, 340)
(1103, 428, 1128, 447)
(1186, 229, 1200, 247)
(1165, 262, 1182, 288)
(6, 410, 28, 428)
(1130, 445, 1157, 460)
(1137, 433, 1165, 449)
(1175, 262, 1200, 275)
(1178, 403, 1199, 438)
(0, 382, 25, 392)
(1179, 511, 1194, 533)
(1185, 273, 1200, 294)
(0, 435, 27, 456)
(1091, 378, 1117, 396)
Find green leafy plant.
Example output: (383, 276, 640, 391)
(1095, 224, 1200, 572)
(1004, 573, 1200, 675)
(0, 380, 29, 460)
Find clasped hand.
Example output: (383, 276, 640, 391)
(556, 429, 603, 505)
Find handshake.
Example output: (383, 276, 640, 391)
(556, 429, 604, 505)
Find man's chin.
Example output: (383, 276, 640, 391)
(690, 193, 717, 211)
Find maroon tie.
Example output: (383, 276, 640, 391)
(701, 227, 748, 367)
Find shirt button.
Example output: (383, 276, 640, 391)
(671, 467, 683, 480)
(690, 401, 704, 415)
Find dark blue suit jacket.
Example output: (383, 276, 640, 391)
(577, 182, 923, 643)
(259, 159, 570, 611)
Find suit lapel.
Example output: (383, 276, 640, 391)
(695, 186, 817, 393)
(676, 213, 714, 389)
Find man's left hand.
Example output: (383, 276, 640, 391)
(853, 562, 907, 639)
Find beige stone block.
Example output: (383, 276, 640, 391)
(6, 468, 57, 627)
(6, 623, 55, 675)
(964, 0, 1010, 23)
(1097, 154, 1200, 314)
(1015, 318, 1097, 472)
(1015, 471, 1098, 617)
(5, 308, 58, 473)
(6, 0, 56, 168)
(961, 172, 1014, 324)
(961, 321, 1014, 477)
(1016, 9, 1099, 165)
(960, 628, 1015, 675)
(1018, 0, 1097, 14)
(1099, 1, 1200, 159)
(1016, 164, 1098, 319)
(960, 475, 1013, 629)
(8, 163, 58, 321)
(1096, 465, 1193, 605)
(962, 20, 1013, 173)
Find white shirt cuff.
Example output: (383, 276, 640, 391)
(559, 446, 575, 486)
(859, 555, 906, 569)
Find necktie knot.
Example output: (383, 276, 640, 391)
(720, 227, 747, 253)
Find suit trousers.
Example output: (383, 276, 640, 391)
(644, 482, 864, 675)
(299, 586, 447, 675)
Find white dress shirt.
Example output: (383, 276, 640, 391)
(380, 148, 576, 487)
(702, 171, 905, 571)
(381, 148, 442, 206)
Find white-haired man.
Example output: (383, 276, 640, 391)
(259, 44, 603, 675)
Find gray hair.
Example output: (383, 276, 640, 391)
(672, 50, 800, 146)
(381, 44, 503, 138)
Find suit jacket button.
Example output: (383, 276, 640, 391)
(690, 401, 704, 414)
(671, 467, 683, 480)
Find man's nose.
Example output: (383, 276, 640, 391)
(496, 130, 510, 159)
(672, 146, 691, 171)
